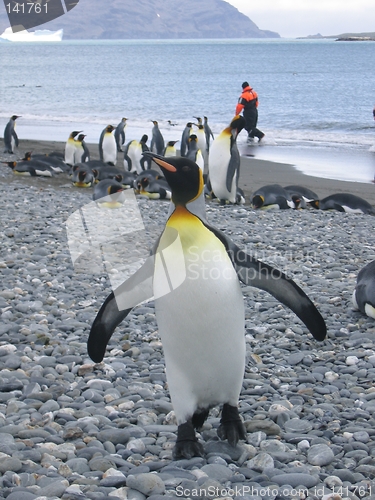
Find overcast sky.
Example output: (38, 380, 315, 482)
(226, 0, 375, 38)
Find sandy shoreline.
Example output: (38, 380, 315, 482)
(2, 138, 375, 206)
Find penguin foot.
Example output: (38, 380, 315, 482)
(173, 421, 205, 460)
(217, 403, 246, 447)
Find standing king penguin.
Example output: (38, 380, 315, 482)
(3, 115, 20, 154)
(208, 115, 245, 204)
(65, 130, 82, 167)
(74, 134, 90, 164)
(88, 153, 326, 459)
(99, 125, 117, 165)
(114, 117, 127, 152)
(150, 120, 165, 155)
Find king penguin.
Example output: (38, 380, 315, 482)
(124, 134, 150, 174)
(352, 260, 375, 319)
(114, 117, 127, 152)
(180, 122, 193, 157)
(203, 116, 215, 152)
(3, 115, 20, 154)
(319, 193, 375, 215)
(74, 134, 90, 164)
(163, 140, 178, 157)
(65, 130, 82, 167)
(186, 134, 204, 172)
(150, 120, 165, 155)
(208, 115, 245, 204)
(88, 153, 326, 459)
(99, 125, 117, 166)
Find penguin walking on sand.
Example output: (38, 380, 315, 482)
(114, 117, 127, 152)
(3, 115, 20, 154)
(150, 120, 165, 155)
(353, 260, 375, 319)
(180, 122, 193, 157)
(65, 130, 82, 167)
(74, 134, 90, 164)
(99, 125, 117, 165)
(208, 115, 245, 204)
(88, 152, 326, 460)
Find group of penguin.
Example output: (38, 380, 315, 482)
(2, 115, 375, 460)
(251, 183, 375, 215)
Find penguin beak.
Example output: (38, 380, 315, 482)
(142, 152, 177, 172)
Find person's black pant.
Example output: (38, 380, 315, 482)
(244, 109, 264, 139)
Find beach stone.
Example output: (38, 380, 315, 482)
(247, 452, 274, 472)
(271, 473, 320, 488)
(201, 463, 233, 482)
(126, 473, 165, 496)
(284, 419, 313, 433)
(0, 453, 23, 473)
(96, 429, 130, 445)
(307, 444, 335, 466)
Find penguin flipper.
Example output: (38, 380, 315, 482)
(225, 147, 240, 193)
(88, 255, 155, 363)
(13, 131, 19, 148)
(206, 225, 326, 341)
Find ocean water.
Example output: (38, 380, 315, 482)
(1, 38, 375, 181)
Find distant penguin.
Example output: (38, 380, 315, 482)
(180, 122, 193, 157)
(191, 123, 208, 163)
(150, 120, 165, 155)
(91, 165, 124, 184)
(71, 165, 95, 187)
(164, 140, 178, 157)
(93, 178, 125, 208)
(114, 117, 127, 152)
(186, 134, 204, 172)
(22, 152, 67, 173)
(65, 130, 82, 166)
(99, 125, 117, 165)
(203, 116, 215, 151)
(167, 120, 178, 126)
(208, 115, 245, 204)
(137, 176, 172, 200)
(124, 135, 150, 174)
(284, 185, 320, 209)
(4, 160, 54, 177)
(74, 134, 90, 164)
(88, 152, 326, 460)
(252, 184, 295, 210)
(319, 193, 375, 214)
(134, 169, 166, 193)
(3, 115, 20, 154)
(353, 260, 375, 319)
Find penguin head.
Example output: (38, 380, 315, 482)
(143, 153, 203, 206)
(229, 115, 246, 138)
(70, 130, 82, 139)
(106, 125, 115, 133)
(23, 152, 32, 161)
(167, 140, 178, 147)
(151, 120, 159, 126)
(3, 161, 17, 169)
(11, 115, 20, 121)
(140, 134, 148, 143)
(252, 194, 264, 209)
(77, 134, 86, 142)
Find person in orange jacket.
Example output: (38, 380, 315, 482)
(235, 81, 265, 142)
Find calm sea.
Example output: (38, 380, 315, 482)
(1, 38, 375, 181)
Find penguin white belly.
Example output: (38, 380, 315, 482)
(128, 144, 143, 173)
(154, 211, 245, 424)
(65, 141, 76, 166)
(102, 135, 117, 164)
(74, 146, 84, 164)
(209, 135, 236, 202)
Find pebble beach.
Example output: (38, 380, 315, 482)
(1, 140, 375, 500)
